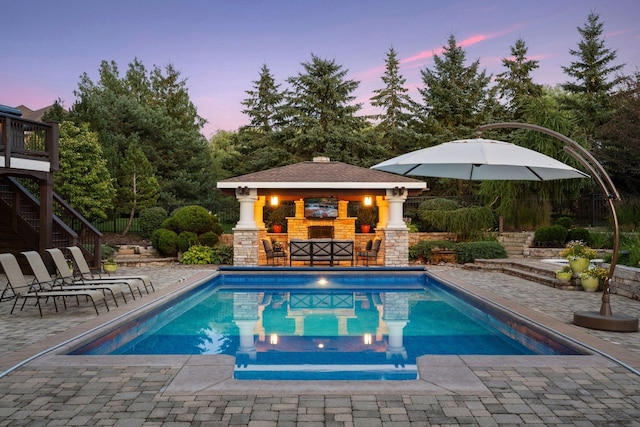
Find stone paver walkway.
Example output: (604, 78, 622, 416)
(0, 263, 639, 426)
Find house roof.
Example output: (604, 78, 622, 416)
(16, 105, 54, 122)
(217, 157, 427, 198)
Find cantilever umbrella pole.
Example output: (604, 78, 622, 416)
(476, 122, 621, 318)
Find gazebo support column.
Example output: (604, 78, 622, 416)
(383, 189, 409, 267)
(233, 188, 259, 266)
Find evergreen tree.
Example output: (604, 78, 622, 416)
(116, 141, 159, 235)
(419, 35, 498, 139)
(282, 54, 366, 161)
(495, 39, 543, 120)
(241, 64, 284, 132)
(55, 121, 116, 221)
(41, 98, 69, 123)
(370, 47, 415, 130)
(71, 58, 215, 212)
(561, 12, 624, 145)
(596, 71, 640, 194)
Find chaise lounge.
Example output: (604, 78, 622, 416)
(0, 253, 108, 317)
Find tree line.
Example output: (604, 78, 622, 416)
(44, 12, 639, 231)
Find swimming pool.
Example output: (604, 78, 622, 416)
(70, 267, 586, 380)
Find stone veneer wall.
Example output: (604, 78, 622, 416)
(233, 229, 259, 266)
(609, 265, 640, 300)
(383, 228, 409, 267)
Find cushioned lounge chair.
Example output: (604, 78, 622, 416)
(0, 253, 108, 317)
(262, 239, 287, 266)
(47, 248, 141, 300)
(357, 238, 381, 266)
(21, 251, 126, 307)
(67, 246, 155, 294)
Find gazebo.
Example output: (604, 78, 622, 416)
(216, 157, 427, 266)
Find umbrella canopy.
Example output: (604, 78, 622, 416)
(372, 138, 589, 181)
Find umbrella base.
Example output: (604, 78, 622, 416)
(573, 311, 638, 332)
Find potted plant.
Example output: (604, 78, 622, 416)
(268, 207, 286, 233)
(103, 258, 117, 274)
(272, 240, 283, 252)
(555, 265, 573, 282)
(579, 266, 607, 292)
(357, 207, 376, 233)
(559, 240, 597, 274)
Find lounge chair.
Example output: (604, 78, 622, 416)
(357, 238, 381, 266)
(0, 253, 108, 317)
(21, 251, 126, 307)
(262, 239, 287, 266)
(47, 248, 141, 300)
(67, 246, 155, 294)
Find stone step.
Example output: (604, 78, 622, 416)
(469, 259, 581, 291)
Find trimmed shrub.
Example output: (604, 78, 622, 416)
(534, 225, 568, 247)
(548, 224, 569, 246)
(152, 229, 178, 256)
(172, 205, 215, 234)
(177, 231, 198, 253)
(567, 228, 591, 245)
(454, 241, 508, 264)
(409, 240, 456, 261)
(199, 231, 220, 247)
(555, 216, 573, 229)
(138, 207, 168, 238)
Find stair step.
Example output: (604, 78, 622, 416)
(469, 259, 582, 291)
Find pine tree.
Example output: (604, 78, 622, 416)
(117, 141, 159, 235)
(71, 58, 215, 212)
(495, 39, 543, 120)
(561, 12, 623, 145)
(282, 54, 365, 160)
(370, 47, 415, 130)
(419, 35, 497, 138)
(284, 54, 362, 133)
(241, 64, 284, 132)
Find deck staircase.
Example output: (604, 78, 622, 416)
(0, 176, 102, 267)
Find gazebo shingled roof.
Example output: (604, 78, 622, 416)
(217, 159, 427, 198)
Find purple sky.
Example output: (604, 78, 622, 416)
(2, 0, 639, 139)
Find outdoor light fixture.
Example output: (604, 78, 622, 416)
(269, 334, 278, 345)
(363, 333, 372, 345)
(363, 196, 372, 206)
(270, 195, 279, 206)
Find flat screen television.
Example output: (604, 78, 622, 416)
(304, 197, 338, 218)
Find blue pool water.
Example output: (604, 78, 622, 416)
(71, 268, 584, 380)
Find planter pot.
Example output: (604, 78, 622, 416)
(360, 224, 371, 233)
(555, 271, 573, 282)
(103, 263, 117, 274)
(272, 224, 283, 233)
(569, 257, 590, 274)
(580, 276, 600, 292)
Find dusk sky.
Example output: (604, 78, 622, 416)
(2, 0, 639, 139)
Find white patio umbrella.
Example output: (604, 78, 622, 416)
(372, 138, 589, 181)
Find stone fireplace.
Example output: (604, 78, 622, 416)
(308, 226, 334, 239)
(287, 199, 356, 241)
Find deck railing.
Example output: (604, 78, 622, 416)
(0, 114, 58, 171)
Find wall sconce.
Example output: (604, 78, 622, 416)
(269, 334, 278, 345)
(363, 196, 372, 207)
(270, 196, 279, 206)
(363, 333, 372, 345)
